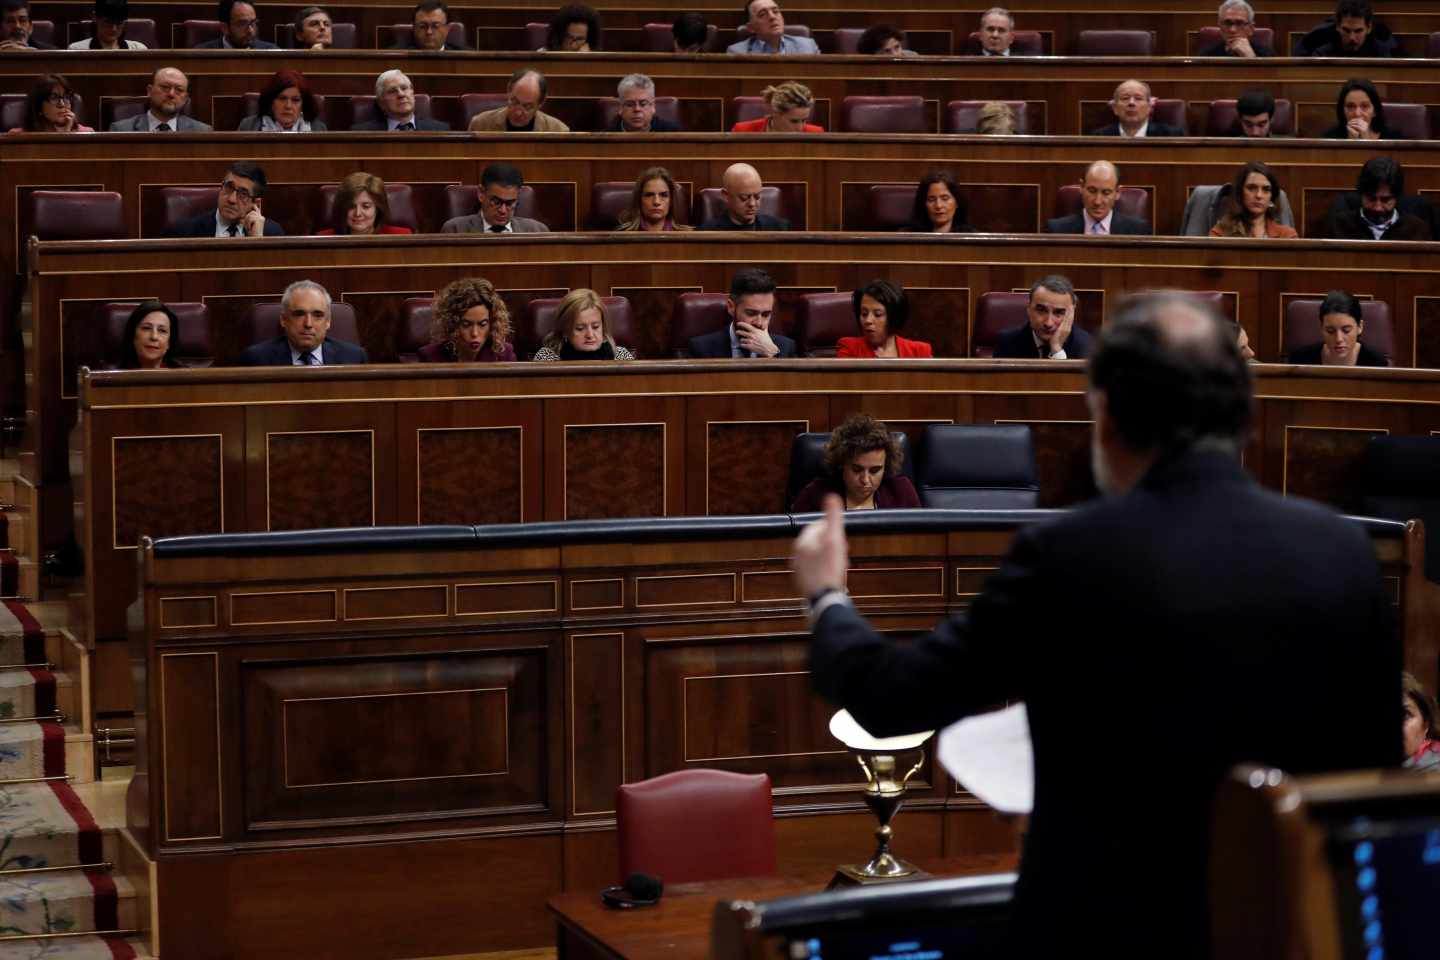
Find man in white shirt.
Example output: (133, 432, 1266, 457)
(107, 68, 213, 132)
(1044, 161, 1151, 235)
(726, 1, 819, 54)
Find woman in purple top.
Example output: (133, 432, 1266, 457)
(417, 277, 517, 363)
(791, 413, 921, 512)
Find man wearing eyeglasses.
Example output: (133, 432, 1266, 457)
(164, 161, 284, 237)
(441, 163, 550, 234)
(107, 67, 212, 132)
(389, 0, 470, 51)
(353, 70, 449, 131)
(468, 69, 569, 132)
(1197, 1, 1275, 57)
(194, 0, 278, 48)
(697, 163, 790, 231)
(604, 74, 682, 132)
(0, 0, 53, 49)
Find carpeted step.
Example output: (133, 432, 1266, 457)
(0, 867, 132, 937)
(0, 667, 58, 721)
(0, 722, 66, 781)
(0, 601, 44, 665)
(0, 934, 146, 959)
(0, 782, 103, 871)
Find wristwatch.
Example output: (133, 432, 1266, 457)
(806, 585, 851, 625)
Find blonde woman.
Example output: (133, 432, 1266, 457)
(731, 81, 824, 132)
(532, 289, 636, 361)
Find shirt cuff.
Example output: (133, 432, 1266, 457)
(1050, 348, 1067, 360)
(807, 589, 853, 628)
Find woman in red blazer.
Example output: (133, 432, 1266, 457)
(836, 279, 934, 358)
(316, 172, 414, 236)
(730, 81, 825, 133)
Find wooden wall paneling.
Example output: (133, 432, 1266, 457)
(971, 392, 1094, 508)
(1268, 400, 1403, 512)
(396, 398, 542, 525)
(568, 630, 626, 818)
(685, 393, 830, 516)
(831, 393, 964, 474)
(159, 650, 223, 843)
(942, 807, 1026, 859)
(544, 394, 685, 520)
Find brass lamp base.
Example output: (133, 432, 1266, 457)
(827, 860, 932, 889)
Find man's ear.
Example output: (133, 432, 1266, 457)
(725, 297, 736, 320)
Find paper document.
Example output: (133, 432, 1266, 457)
(937, 703, 1034, 814)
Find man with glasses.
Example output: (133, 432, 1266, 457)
(292, 5, 333, 49)
(164, 161, 284, 237)
(240, 281, 367, 367)
(390, 0, 470, 51)
(69, 0, 147, 49)
(605, 74, 682, 132)
(0, 0, 53, 49)
(993, 275, 1093, 360)
(107, 67, 212, 132)
(1321, 157, 1431, 241)
(727, 0, 818, 55)
(353, 70, 449, 131)
(442, 163, 550, 234)
(1198, 2, 1274, 57)
(698, 163, 790, 230)
(194, 0, 277, 48)
(468, 69, 569, 132)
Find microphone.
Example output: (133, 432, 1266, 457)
(601, 872, 664, 909)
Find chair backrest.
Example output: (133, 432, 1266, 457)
(596, 96, 682, 132)
(102, 301, 214, 364)
(616, 770, 775, 885)
(840, 96, 926, 134)
(1360, 436, 1440, 579)
(866, 184, 916, 230)
(459, 93, 508, 128)
(29, 19, 52, 45)
(1074, 29, 1155, 55)
(731, 97, 768, 125)
(276, 21, 358, 48)
(398, 298, 433, 361)
(240, 92, 327, 124)
(1382, 103, 1430, 140)
(1054, 185, 1151, 225)
(1432, 31, 1440, 59)
(1204, 98, 1295, 136)
(965, 30, 1044, 55)
(735, 24, 811, 40)
(28, 190, 125, 241)
(0, 92, 86, 130)
(830, 27, 865, 54)
(1150, 98, 1188, 134)
(1194, 25, 1274, 52)
(944, 100, 1039, 135)
(350, 94, 433, 128)
(525, 296, 637, 358)
(247, 300, 360, 348)
(588, 181, 690, 230)
(178, 19, 222, 47)
(523, 22, 547, 50)
(670, 293, 732, 357)
(643, 20, 721, 52)
(379, 22, 466, 48)
(916, 424, 1039, 509)
(795, 292, 855, 357)
(317, 183, 418, 232)
(107, 95, 193, 129)
(443, 184, 538, 224)
(788, 430, 914, 504)
(158, 186, 217, 236)
(695, 187, 785, 226)
(1283, 299, 1394, 362)
(972, 292, 1029, 358)
(71, 18, 157, 47)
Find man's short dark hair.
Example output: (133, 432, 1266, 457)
(1089, 292, 1252, 453)
(672, 11, 708, 50)
(481, 163, 524, 191)
(1320, 290, 1363, 324)
(852, 279, 909, 332)
(414, 0, 448, 16)
(217, 0, 251, 23)
(1236, 88, 1274, 119)
(227, 160, 268, 197)
(508, 68, 547, 100)
(0, 0, 32, 15)
(1335, 1, 1372, 24)
(293, 5, 327, 30)
(1029, 274, 1076, 305)
(1357, 156, 1404, 197)
(730, 267, 777, 301)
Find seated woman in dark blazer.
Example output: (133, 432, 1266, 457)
(791, 413, 921, 512)
(905, 171, 975, 233)
(238, 69, 327, 132)
(1288, 290, 1388, 367)
(116, 300, 183, 369)
(316, 172, 413, 236)
(418, 277, 517, 362)
(1320, 78, 1401, 141)
(836, 279, 933, 358)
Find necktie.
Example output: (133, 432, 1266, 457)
(156, 122, 171, 132)
(1039, 344, 1051, 359)
(490, 225, 507, 233)
(297, 350, 316, 366)
(227, 223, 240, 237)
(1090, 220, 1106, 235)
(398, 121, 415, 131)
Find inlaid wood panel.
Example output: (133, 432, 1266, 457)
(1283, 426, 1388, 511)
(267, 431, 375, 531)
(1417, 298, 1440, 370)
(232, 590, 338, 626)
(457, 579, 559, 617)
(563, 424, 665, 520)
(418, 427, 523, 525)
(907, 287, 971, 359)
(706, 421, 807, 516)
(113, 435, 223, 547)
(997, 419, 1096, 508)
(609, 286, 700, 360)
(569, 632, 624, 816)
(161, 652, 221, 842)
(343, 584, 449, 620)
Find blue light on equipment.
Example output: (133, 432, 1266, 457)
(1354, 841, 1374, 865)
(1357, 866, 1377, 892)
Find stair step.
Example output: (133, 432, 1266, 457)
(0, 933, 151, 958)
(0, 867, 135, 937)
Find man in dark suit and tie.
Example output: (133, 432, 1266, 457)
(793, 290, 1399, 960)
(697, 164, 790, 231)
(993, 274, 1093, 359)
(688, 268, 798, 358)
(194, 0, 278, 48)
(1088, 79, 1184, 137)
(388, 0, 471, 50)
(163, 161, 285, 238)
(239, 281, 367, 366)
(1045, 161, 1151, 236)
(352, 70, 450, 132)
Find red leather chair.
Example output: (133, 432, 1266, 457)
(443, 184, 539, 225)
(945, 100, 1040, 134)
(866, 184, 916, 230)
(670, 293, 732, 357)
(1382, 104, 1430, 141)
(643, 21, 721, 52)
(525, 296, 637, 358)
(101, 301, 214, 366)
(522, 22, 547, 50)
(398, 298, 434, 362)
(276, 21, 358, 48)
(105, 96, 193, 129)
(28, 191, 125, 240)
(796, 292, 855, 357)
(1193, 25, 1274, 53)
(830, 27, 865, 54)
(1204, 98, 1294, 136)
(1054, 185, 1151, 225)
(29, 19, 53, 46)
(840, 96, 926, 134)
(176, 19, 222, 48)
(1, 92, 87, 130)
(70, 18, 157, 47)
(694, 187, 785, 227)
(731, 97, 768, 125)
(459, 93, 508, 128)
(1150, 99, 1188, 134)
(1431, 32, 1440, 58)
(317, 183, 418, 232)
(240, 92, 327, 128)
(972, 292, 1029, 358)
(596, 97, 682, 132)
(1283, 299, 1394, 362)
(1075, 30, 1156, 55)
(156, 186, 217, 237)
(616, 770, 775, 885)
(378, 22, 466, 49)
(350, 94, 434, 129)
(964, 30, 1044, 55)
(246, 300, 360, 349)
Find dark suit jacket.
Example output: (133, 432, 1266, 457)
(195, 37, 279, 48)
(351, 117, 450, 131)
(992, 323, 1093, 359)
(1288, 343, 1389, 367)
(388, 32, 473, 51)
(163, 209, 285, 238)
(1196, 40, 1275, 57)
(603, 115, 683, 132)
(809, 448, 1399, 959)
(1087, 121, 1185, 137)
(1044, 212, 1151, 236)
(696, 213, 791, 231)
(238, 336, 368, 366)
(1323, 209, 1431, 242)
(686, 327, 798, 358)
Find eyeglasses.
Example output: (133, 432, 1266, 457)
(621, 99, 653, 111)
(220, 180, 256, 202)
(414, 20, 446, 31)
(45, 93, 73, 105)
(1220, 18, 1252, 29)
(485, 194, 520, 209)
(231, 18, 257, 29)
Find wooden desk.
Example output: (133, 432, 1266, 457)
(548, 855, 1019, 960)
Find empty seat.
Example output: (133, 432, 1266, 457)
(349, 94, 434, 129)
(29, 19, 53, 46)
(1054, 185, 1151, 226)
(787, 431, 913, 506)
(246, 300, 360, 349)
(964, 30, 1044, 55)
(972, 292, 1028, 358)
(945, 100, 1039, 134)
(398, 298, 433, 361)
(643, 21, 721, 52)
(523, 22, 547, 50)
(1, 92, 87, 130)
(1382, 103, 1430, 140)
(596, 96, 682, 131)
(669, 293, 732, 357)
(694, 187, 786, 227)
(378, 22, 466, 48)
(1193, 26, 1274, 53)
(276, 21, 358, 48)
(1283, 299, 1394, 362)
(1074, 30, 1156, 56)
(28, 191, 125, 241)
(70, 18, 157, 47)
(1204, 98, 1294, 136)
(156, 186, 217, 236)
(317, 183, 418, 232)
(101, 301, 214, 365)
(589, 181, 690, 230)
(176, 19, 222, 47)
(795, 292, 855, 357)
(1360, 436, 1440, 580)
(840, 96, 927, 134)
(916, 424, 1038, 509)
(443, 184, 539, 225)
(830, 27, 865, 54)
(866, 184, 916, 230)
(524, 296, 637, 359)
(617, 770, 775, 885)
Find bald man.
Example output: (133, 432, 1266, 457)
(107, 67, 212, 132)
(1045, 161, 1151, 235)
(697, 163, 791, 230)
(1089, 79, 1184, 137)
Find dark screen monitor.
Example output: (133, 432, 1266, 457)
(1330, 815, 1440, 959)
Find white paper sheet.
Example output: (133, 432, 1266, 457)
(936, 703, 1034, 814)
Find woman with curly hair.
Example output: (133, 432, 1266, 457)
(542, 3, 601, 51)
(317, 172, 412, 236)
(730, 82, 824, 133)
(1210, 161, 1297, 239)
(418, 277, 516, 362)
(616, 167, 691, 232)
(238, 69, 326, 132)
(906, 171, 975, 233)
(532, 288, 635, 361)
(790, 413, 920, 512)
